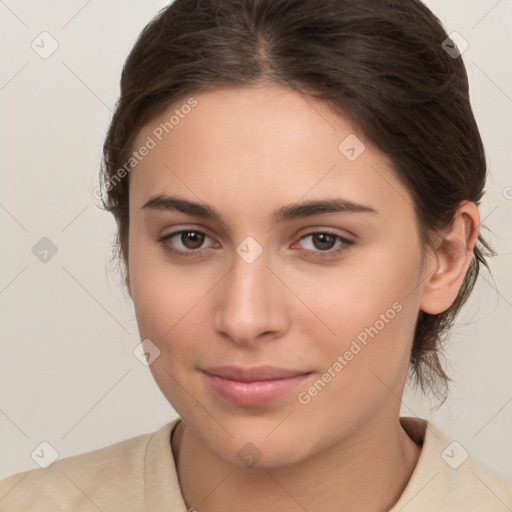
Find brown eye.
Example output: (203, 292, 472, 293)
(295, 231, 354, 259)
(311, 233, 337, 251)
(180, 231, 205, 249)
(159, 229, 214, 258)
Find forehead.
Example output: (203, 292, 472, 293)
(128, 85, 412, 221)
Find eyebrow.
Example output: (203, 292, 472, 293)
(142, 194, 378, 226)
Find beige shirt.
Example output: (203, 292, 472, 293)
(1, 416, 511, 511)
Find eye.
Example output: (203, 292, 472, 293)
(158, 229, 215, 258)
(158, 228, 353, 260)
(294, 231, 353, 258)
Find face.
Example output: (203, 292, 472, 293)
(127, 84, 429, 468)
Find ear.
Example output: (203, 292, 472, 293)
(420, 201, 480, 315)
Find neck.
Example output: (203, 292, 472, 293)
(172, 412, 421, 512)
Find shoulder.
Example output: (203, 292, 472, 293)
(393, 417, 512, 511)
(0, 421, 177, 512)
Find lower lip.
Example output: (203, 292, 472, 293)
(203, 372, 312, 407)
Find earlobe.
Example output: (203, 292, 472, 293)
(420, 201, 480, 315)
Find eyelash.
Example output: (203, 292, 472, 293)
(158, 229, 354, 259)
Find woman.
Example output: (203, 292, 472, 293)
(1, 0, 511, 510)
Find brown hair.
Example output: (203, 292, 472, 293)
(99, 0, 495, 403)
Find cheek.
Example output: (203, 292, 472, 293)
(294, 296, 417, 435)
(290, 243, 421, 336)
(129, 245, 220, 369)
(129, 232, 192, 332)
(290, 244, 422, 397)
(129, 255, 208, 411)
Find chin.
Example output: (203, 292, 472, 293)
(221, 438, 307, 469)
(199, 421, 310, 469)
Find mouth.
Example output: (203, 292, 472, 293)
(201, 365, 313, 407)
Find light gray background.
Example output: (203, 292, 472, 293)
(1, 0, 511, 483)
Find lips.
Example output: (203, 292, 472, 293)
(201, 365, 310, 382)
(201, 365, 313, 407)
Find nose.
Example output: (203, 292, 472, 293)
(212, 250, 290, 346)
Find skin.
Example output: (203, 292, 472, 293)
(126, 84, 479, 511)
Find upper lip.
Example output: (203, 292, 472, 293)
(201, 365, 311, 382)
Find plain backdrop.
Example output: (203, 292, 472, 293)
(1, 0, 511, 483)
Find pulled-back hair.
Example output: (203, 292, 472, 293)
(99, 0, 495, 402)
